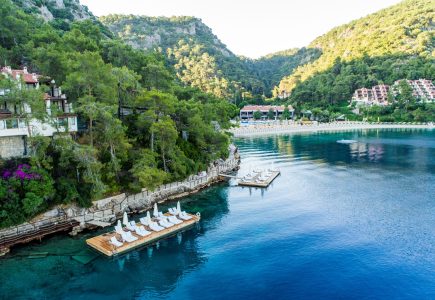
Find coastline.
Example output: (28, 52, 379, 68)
(0, 147, 240, 256)
(231, 122, 434, 137)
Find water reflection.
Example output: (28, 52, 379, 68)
(237, 129, 435, 173)
(0, 185, 231, 299)
(1, 129, 434, 299)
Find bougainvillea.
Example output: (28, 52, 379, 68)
(0, 162, 54, 228)
(2, 164, 41, 181)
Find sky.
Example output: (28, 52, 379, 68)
(80, 0, 402, 58)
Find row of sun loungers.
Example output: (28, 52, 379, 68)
(109, 202, 194, 248)
(241, 168, 278, 183)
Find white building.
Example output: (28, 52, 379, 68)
(0, 66, 78, 158)
(351, 85, 390, 106)
(393, 79, 435, 102)
(239, 105, 294, 120)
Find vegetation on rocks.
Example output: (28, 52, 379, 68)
(0, 0, 237, 228)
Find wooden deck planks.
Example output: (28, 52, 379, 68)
(237, 171, 280, 188)
(86, 214, 200, 257)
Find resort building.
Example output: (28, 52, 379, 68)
(0, 66, 77, 158)
(393, 79, 435, 102)
(371, 84, 390, 103)
(352, 79, 435, 106)
(239, 105, 294, 120)
(351, 85, 390, 106)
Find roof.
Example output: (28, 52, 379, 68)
(240, 105, 294, 112)
(0, 66, 39, 84)
(0, 109, 12, 120)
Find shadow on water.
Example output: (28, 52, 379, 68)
(0, 184, 231, 299)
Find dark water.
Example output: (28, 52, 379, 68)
(1, 129, 434, 300)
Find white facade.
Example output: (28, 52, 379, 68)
(0, 67, 78, 158)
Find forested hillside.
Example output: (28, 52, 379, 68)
(277, 0, 435, 106)
(10, 0, 111, 33)
(101, 15, 317, 100)
(248, 48, 321, 96)
(0, 0, 237, 228)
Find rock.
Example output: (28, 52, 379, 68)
(41, 208, 60, 219)
(0, 247, 10, 257)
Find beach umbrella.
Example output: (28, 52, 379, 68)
(176, 201, 181, 214)
(153, 203, 159, 217)
(146, 211, 152, 223)
(122, 212, 129, 226)
(117, 220, 122, 228)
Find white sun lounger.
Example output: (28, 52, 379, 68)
(110, 236, 123, 247)
(168, 215, 182, 225)
(140, 217, 149, 226)
(159, 219, 174, 228)
(178, 212, 193, 221)
(125, 222, 136, 231)
(135, 226, 151, 237)
(121, 231, 138, 243)
(115, 225, 125, 235)
(149, 221, 164, 232)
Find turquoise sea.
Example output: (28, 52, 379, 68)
(0, 129, 434, 299)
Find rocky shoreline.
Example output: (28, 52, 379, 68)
(0, 147, 240, 256)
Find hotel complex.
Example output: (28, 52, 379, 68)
(351, 79, 435, 106)
(393, 79, 435, 101)
(0, 66, 77, 158)
(239, 105, 294, 120)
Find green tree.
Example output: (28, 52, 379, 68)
(267, 108, 275, 120)
(151, 118, 178, 172)
(130, 149, 168, 191)
(282, 106, 291, 120)
(253, 110, 262, 120)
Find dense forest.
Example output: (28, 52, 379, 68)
(0, 0, 237, 228)
(1, 0, 434, 227)
(277, 0, 434, 99)
(100, 0, 434, 122)
(101, 15, 318, 100)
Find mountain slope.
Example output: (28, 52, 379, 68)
(100, 15, 316, 99)
(12, 0, 95, 22)
(277, 0, 435, 97)
(247, 48, 321, 95)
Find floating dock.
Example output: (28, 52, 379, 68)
(238, 171, 280, 188)
(86, 213, 200, 257)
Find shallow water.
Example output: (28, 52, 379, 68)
(1, 129, 434, 299)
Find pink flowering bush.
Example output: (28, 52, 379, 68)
(0, 162, 54, 228)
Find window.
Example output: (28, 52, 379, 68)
(58, 118, 67, 127)
(0, 120, 5, 130)
(5, 118, 18, 129)
(69, 117, 76, 126)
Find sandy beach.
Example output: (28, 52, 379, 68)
(230, 121, 434, 137)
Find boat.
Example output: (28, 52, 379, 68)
(337, 139, 357, 144)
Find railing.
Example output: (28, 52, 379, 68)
(0, 214, 78, 247)
(0, 155, 240, 250)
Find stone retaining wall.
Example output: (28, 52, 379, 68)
(0, 148, 240, 255)
(0, 136, 26, 158)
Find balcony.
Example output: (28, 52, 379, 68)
(0, 118, 28, 137)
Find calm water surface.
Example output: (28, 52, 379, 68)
(1, 129, 434, 299)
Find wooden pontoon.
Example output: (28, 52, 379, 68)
(238, 171, 280, 188)
(86, 213, 200, 257)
